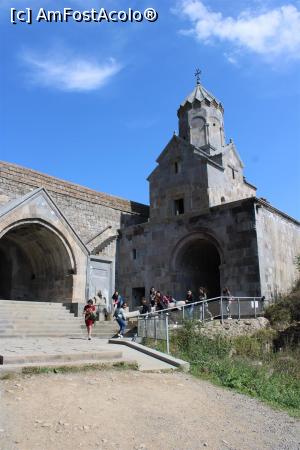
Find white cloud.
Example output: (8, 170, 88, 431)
(22, 50, 121, 92)
(177, 1, 300, 61)
(224, 52, 239, 66)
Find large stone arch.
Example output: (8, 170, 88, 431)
(171, 232, 223, 299)
(0, 221, 75, 302)
(0, 188, 88, 303)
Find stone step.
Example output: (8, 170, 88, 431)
(0, 358, 138, 377)
(0, 305, 75, 310)
(0, 323, 117, 331)
(0, 323, 83, 329)
(0, 303, 68, 309)
(0, 300, 68, 305)
(1, 349, 123, 365)
(0, 328, 83, 334)
(0, 331, 84, 337)
(0, 311, 79, 321)
(0, 319, 80, 324)
(0, 332, 118, 338)
(82, 324, 118, 329)
(0, 301, 123, 338)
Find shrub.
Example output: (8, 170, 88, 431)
(265, 284, 300, 325)
(231, 332, 274, 359)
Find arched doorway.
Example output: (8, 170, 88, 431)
(0, 222, 74, 302)
(173, 235, 221, 299)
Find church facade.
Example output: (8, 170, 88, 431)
(0, 81, 299, 310)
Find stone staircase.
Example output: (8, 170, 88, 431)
(0, 300, 119, 338)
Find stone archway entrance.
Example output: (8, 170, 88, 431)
(0, 222, 74, 302)
(173, 235, 221, 299)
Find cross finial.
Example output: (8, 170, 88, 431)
(195, 68, 202, 85)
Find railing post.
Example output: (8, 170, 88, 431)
(254, 298, 257, 318)
(220, 297, 224, 324)
(202, 301, 205, 323)
(154, 315, 157, 342)
(166, 313, 170, 355)
(182, 305, 185, 321)
(238, 297, 241, 321)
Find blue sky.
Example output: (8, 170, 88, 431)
(1, 0, 300, 219)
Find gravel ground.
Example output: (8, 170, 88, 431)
(0, 370, 299, 450)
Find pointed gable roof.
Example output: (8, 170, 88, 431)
(0, 188, 88, 254)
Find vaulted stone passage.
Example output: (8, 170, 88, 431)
(0, 223, 74, 302)
(175, 239, 221, 298)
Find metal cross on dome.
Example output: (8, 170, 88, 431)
(195, 68, 202, 85)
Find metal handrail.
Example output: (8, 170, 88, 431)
(137, 296, 264, 351)
(138, 296, 263, 320)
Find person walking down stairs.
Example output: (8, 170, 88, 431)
(114, 302, 127, 338)
(83, 299, 97, 340)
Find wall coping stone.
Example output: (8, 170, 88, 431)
(0, 161, 149, 217)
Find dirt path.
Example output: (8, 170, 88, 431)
(0, 370, 299, 450)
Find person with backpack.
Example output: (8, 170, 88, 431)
(112, 290, 125, 310)
(114, 302, 127, 338)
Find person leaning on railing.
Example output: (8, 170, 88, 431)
(199, 287, 213, 321)
(155, 291, 165, 313)
(185, 289, 194, 319)
(222, 287, 232, 319)
(140, 297, 150, 315)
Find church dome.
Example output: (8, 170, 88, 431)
(180, 82, 223, 112)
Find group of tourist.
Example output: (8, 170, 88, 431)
(139, 286, 214, 318)
(83, 286, 234, 340)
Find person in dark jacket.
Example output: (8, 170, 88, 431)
(140, 297, 150, 315)
(149, 287, 156, 307)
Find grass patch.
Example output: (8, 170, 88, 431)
(0, 372, 16, 380)
(21, 361, 138, 375)
(144, 321, 300, 417)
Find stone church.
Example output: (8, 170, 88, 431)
(0, 80, 299, 311)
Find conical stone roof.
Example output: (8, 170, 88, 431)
(180, 83, 222, 108)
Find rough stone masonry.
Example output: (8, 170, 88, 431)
(0, 79, 299, 310)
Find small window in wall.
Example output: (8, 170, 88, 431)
(174, 161, 181, 174)
(221, 196, 226, 203)
(132, 249, 137, 260)
(232, 168, 235, 179)
(174, 198, 184, 215)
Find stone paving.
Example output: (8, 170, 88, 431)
(0, 337, 175, 372)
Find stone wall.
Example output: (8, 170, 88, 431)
(149, 136, 210, 220)
(148, 136, 256, 224)
(0, 161, 149, 251)
(207, 145, 256, 208)
(118, 198, 262, 308)
(255, 202, 300, 300)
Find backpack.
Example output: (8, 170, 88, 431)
(114, 308, 124, 320)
